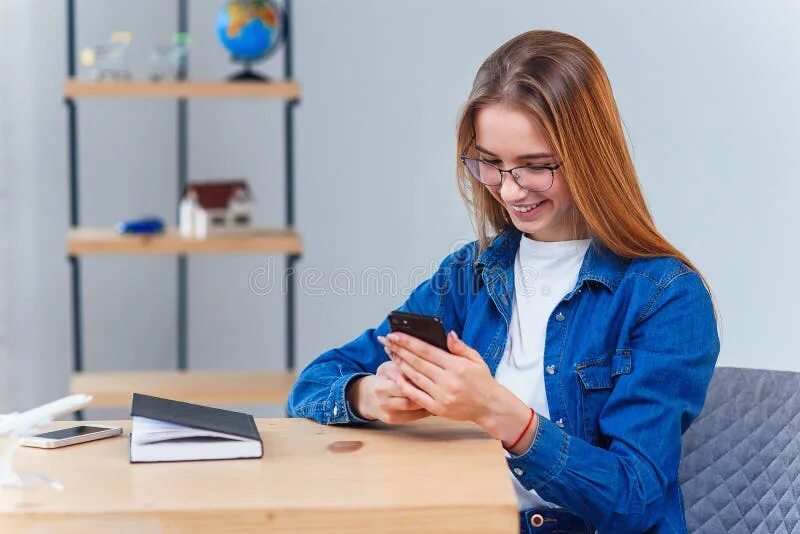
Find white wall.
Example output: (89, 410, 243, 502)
(0, 2, 13, 412)
(1, 0, 72, 413)
(1, 0, 798, 413)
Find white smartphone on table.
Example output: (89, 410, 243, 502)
(20, 424, 123, 449)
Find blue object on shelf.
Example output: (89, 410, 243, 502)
(115, 216, 166, 235)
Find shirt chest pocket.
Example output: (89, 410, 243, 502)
(574, 348, 632, 446)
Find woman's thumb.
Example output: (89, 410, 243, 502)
(447, 330, 475, 359)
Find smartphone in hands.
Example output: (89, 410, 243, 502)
(387, 311, 449, 351)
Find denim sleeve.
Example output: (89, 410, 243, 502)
(506, 270, 720, 533)
(286, 243, 475, 425)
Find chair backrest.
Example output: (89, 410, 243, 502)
(679, 366, 800, 533)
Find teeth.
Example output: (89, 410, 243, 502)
(512, 201, 544, 213)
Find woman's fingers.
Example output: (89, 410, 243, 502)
(393, 358, 443, 399)
(378, 333, 451, 369)
(372, 375, 426, 410)
(373, 375, 404, 396)
(396, 378, 441, 415)
(388, 343, 446, 384)
(446, 330, 484, 363)
(376, 360, 416, 386)
(370, 376, 431, 424)
(381, 396, 424, 412)
(379, 408, 431, 425)
(376, 361, 426, 404)
(376, 361, 400, 380)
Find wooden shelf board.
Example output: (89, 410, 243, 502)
(64, 79, 302, 99)
(67, 227, 302, 255)
(71, 370, 298, 408)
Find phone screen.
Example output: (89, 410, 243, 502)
(35, 426, 109, 440)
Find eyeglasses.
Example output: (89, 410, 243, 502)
(460, 156, 561, 192)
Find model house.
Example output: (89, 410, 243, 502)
(179, 180, 253, 238)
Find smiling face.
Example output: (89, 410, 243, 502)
(473, 103, 586, 242)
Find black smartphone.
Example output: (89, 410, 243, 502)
(387, 311, 449, 351)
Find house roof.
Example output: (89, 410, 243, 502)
(183, 180, 250, 210)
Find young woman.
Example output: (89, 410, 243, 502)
(287, 29, 720, 534)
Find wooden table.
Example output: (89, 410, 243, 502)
(0, 418, 518, 533)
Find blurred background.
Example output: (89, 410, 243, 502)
(0, 0, 798, 418)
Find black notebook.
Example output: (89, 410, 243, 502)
(129, 393, 263, 463)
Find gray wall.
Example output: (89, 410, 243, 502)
(1, 0, 798, 414)
(0, 3, 11, 412)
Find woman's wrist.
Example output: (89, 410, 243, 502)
(476, 384, 534, 445)
(505, 410, 538, 455)
(345, 375, 377, 421)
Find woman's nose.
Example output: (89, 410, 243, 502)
(499, 171, 528, 201)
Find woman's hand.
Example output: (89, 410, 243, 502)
(345, 361, 431, 424)
(377, 330, 500, 424)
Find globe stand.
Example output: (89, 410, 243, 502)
(228, 60, 270, 82)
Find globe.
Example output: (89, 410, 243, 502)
(216, 0, 282, 80)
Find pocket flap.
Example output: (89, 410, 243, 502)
(575, 349, 632, 390)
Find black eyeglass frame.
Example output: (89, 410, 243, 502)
(459, 155, 562, 192)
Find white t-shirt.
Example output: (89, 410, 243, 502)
(494, 234, 593, 511)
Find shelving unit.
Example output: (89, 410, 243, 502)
(64, 79, 302, 99)
(65, 0, 301, 412)
(68, 227, 302, 255)
(71, 370, 298, 408)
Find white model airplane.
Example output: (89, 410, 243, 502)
(0, 394, 93, 437)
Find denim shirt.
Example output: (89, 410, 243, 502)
(287, 226, 721, 533)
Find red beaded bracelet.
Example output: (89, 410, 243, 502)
(504, 408, 535, 451)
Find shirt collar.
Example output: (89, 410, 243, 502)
(474, 226, 629, 293)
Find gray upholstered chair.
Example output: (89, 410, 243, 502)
(679, 366, 800, 533)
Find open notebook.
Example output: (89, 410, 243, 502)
(129, 393, 263, 463)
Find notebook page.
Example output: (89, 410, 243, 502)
(131, 416, 250, 445)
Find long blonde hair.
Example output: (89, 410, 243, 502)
(455, 29, 721, 325)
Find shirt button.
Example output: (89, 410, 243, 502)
(513, 467, 524, 476)
(531, 514, 545, 527)
(546, 364, 556, 375)
(555, 312, 565, 322)
(332, 405, 339, 417)
(555, 418, 565, 428)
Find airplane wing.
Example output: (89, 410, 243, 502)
(0, 395, 92, 436)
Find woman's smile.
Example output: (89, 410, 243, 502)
(509, 199, 549, 219)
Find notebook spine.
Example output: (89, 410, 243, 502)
(248, 415, 259, 440)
